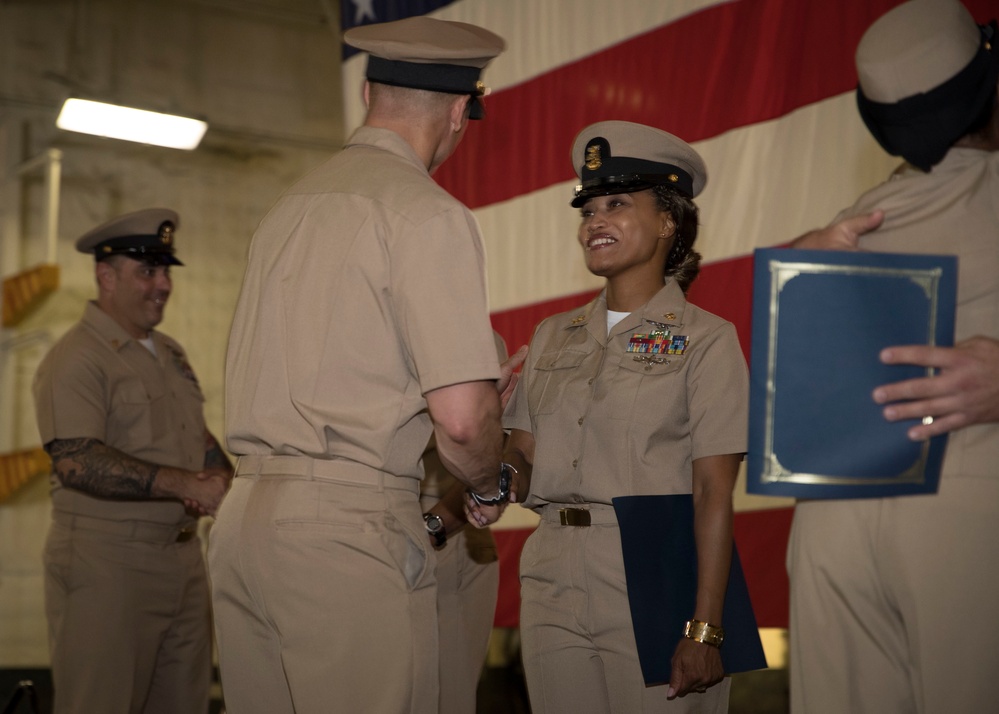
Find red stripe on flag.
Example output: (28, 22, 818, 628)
(686, 253, 756, 360)
(493, 528, 533, 629)
(438, 0, 903, 209)
(440, 0, 995, 210)
(491, 251, 758, 361)
(734, 507, 794, 629)
(491, 290, 597, 354)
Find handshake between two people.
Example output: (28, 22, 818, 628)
(467, 345, 529, 529)
(181, 467, 232, 517)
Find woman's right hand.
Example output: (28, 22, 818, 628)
(497, 345, 528, 410)
(463, 492, 505, 528)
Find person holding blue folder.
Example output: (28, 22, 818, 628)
(485, 121, 750, 712)
(785, 2, 999, 713)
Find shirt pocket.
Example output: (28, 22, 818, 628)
(169, 371, 207, 435)
(606, 352, 685, 421)
(528, 349, 588, 415)
(110, 378, 166, 453)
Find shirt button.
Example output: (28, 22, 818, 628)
(587, 378, 594, 385)
(577, 417, 584, 425)
(572, 459, 578, 468)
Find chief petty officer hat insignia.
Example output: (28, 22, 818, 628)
(75, 208, 184, 266)
(855, 0, 998, 171)
(570, 120, 708, 207)
(344, 16, 506, 120)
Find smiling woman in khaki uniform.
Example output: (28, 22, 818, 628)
(494, 122, 749, 713)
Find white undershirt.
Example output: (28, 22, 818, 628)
(139, 336, 157, 356)
(607, 310, 630, 334)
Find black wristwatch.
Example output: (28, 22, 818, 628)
(423, 512, 447, 547)
(469, 462, 516, 507)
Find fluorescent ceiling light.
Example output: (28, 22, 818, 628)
(56, 98, 208, 150)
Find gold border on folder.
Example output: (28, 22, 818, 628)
(760, 259, 941, 487)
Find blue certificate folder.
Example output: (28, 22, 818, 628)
(612, 495, 767, 686)
(747, 248, 957, 499)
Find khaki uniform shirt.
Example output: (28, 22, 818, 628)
(787, 149, 999, 714)
(225, 126, 500, 479)
(839, 147, 999, 483)
(33, 301, 205, 526)
(506, 280, 748, 507)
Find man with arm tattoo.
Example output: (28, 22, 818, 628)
(31, 209, 233, 714)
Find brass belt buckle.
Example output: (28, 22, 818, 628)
(558, 508, 591, 527)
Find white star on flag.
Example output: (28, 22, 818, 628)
(350, 0, 377, 25)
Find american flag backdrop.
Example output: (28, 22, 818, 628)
(339, 0, 995, 633)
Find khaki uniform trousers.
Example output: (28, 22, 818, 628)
(208, 457, 438, 714)
(788, 475, 999, 714)
(44, 515, 211, 714)
(520, 504, 730, 714)
(433, 526, 499, 714)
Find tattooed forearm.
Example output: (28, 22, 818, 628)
(203, 430, 234, 472)
(45, 438, 158, 499)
